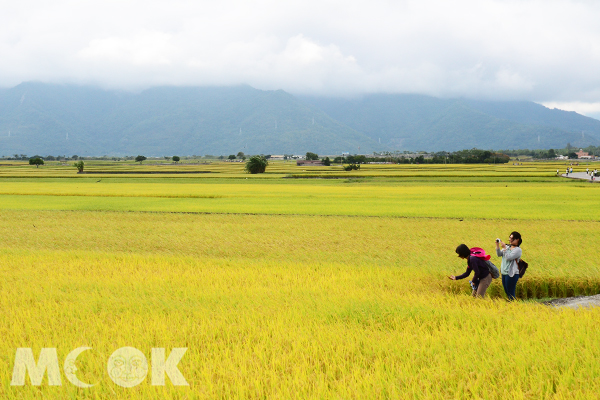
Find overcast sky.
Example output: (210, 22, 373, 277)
(1, 0, 600, 118)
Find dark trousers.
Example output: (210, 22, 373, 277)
(502, 274, 519, 300)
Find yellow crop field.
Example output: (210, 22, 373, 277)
(1, 161, 599, 399)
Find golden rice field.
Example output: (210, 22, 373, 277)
(1, 160, 599, 399)
(0, 158, 586, 178)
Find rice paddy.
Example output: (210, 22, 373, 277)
(1, 160, 599, 399)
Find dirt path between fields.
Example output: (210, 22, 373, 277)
(543, 294, 600, 309)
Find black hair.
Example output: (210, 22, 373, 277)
(455, 244, 470, 258)
(511, 231, 522, 246)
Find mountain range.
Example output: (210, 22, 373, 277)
(0, 82, 598, 156)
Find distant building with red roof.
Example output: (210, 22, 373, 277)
(576, 149, 592, 159)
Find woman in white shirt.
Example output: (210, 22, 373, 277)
(495, 232, 522, 301)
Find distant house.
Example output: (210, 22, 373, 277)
(576, 149, 592, 159)
(270, 155, 284, 160)
(297, 160, 324, 166)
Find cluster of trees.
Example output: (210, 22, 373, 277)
(226, 152, 246, 160)
(584, 145, 600, 156)
(438, 150, 510, 164)
(328, 150, 510, 164)
(8, 154, 30, 160)
(245, 155, 268, 174)
(29, 157, 44, 167)
(73, 160, 84, 172)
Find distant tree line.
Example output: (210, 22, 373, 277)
(2, 154, 116, 161)
(5, 144, 597, 164)
(329, 150, 510, 164)
(2, 154, 79, 161)
(499, 144, 600, 159)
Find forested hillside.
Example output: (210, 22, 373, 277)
(1, 83, 598, 156)
(302, 94, 600, 152)
(0, 83, 374, 156)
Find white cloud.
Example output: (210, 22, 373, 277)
(541, 101, 600, 119)
(78, 31, 174, 66)
(0, 0, 599, 103)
